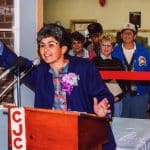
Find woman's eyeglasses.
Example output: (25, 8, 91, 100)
(39, 41, 59, 49)
(101, 44, 112, 48)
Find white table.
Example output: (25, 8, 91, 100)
(111, 117, 150, 150)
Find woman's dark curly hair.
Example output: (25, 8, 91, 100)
(70, 31, 85, 43)
(37, 23, 71, 57)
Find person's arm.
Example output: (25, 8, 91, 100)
(87, 62, 114, 116)
(0, 40, 37, 91)
(0, 40, 17, 68)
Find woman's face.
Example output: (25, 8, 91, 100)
(100, 41, 113, 57)
(39, 36, 67, 65)
(71, 40, 84, 54)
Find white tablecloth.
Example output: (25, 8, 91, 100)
(111, 117, 150, 150)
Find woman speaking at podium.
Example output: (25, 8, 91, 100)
(0, 23, 115, 150)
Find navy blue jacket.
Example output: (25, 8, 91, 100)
(0, 40, 116, 149)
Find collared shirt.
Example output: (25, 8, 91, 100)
(69, 48, 89, 58)
(49, 64, 69, 110)
(122, 42, 136, 64)
(100, 54, 112, 60)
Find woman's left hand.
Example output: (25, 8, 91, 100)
(93, 97, 111, 117)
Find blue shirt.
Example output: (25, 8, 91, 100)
(49, 64, 69, 110)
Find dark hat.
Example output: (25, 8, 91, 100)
(87, 22, 103, 36)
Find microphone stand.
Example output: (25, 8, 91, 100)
(0, 68, 22, 107)
(16, 68, 21, 107)
(0, 64, 36, 106)
(0, 77, 18, 100)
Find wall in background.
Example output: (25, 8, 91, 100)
(0, 0, 14, 103)
(18, 0, 37, 107)
(44, 0, 150, 45)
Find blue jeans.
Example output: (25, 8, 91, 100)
(114, 100, 122, 117)
(121, 93, 149, 119)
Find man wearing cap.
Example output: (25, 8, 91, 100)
(86, 22, 103, 57)
(112, 23, 150, 119)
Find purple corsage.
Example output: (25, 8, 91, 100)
(61, 73, 79, 95)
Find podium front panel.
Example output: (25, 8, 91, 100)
(25, 109, 79, 150)
(8, 107, 109, 150)
(78, 114, 108, 149)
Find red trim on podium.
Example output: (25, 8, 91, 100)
(100, 71, 150, 80)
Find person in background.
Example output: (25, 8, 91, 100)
(115, 31, 122, 46)
(112, 23, 150, 119)
(69, 31, 96, 60)
(92, 33, 125, 117)
(0, 24, 116, 149)
(86, 22, 103, 57)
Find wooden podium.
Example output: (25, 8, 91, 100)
(8, 107, 109, 150)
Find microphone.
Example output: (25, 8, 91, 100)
(0, 57, 24, 80)
(32, 58, 41, 67)
(20, 58, 40, 79)
(0, 58, 40, 99)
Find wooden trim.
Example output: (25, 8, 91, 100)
(104, 29, 150, 33)
(70, 19, 97, 32)
(138, 29, 150, 33)
(37, 0, 43, 31)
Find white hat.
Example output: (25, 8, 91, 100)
(121, 23, 136, 32)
